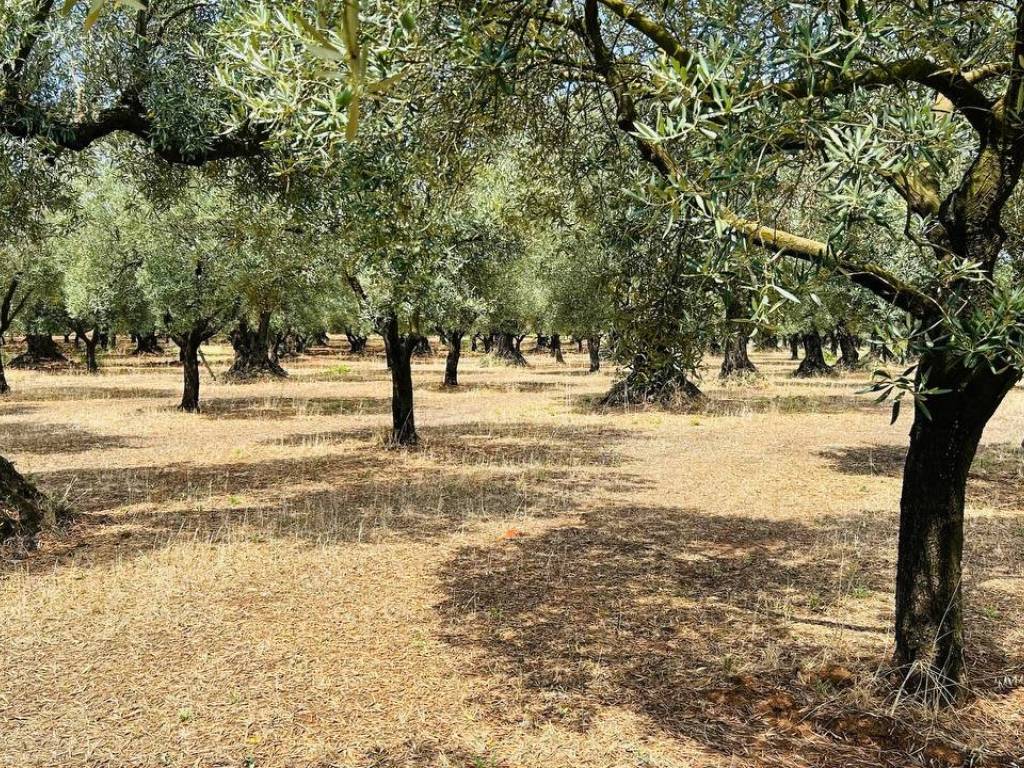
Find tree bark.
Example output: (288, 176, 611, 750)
(493, 331, 527, 366)
(0, 455, 49, 546)
(131, 332, 164, 356)
(384, 316, 418, 445)
(412, 335, 432, 357)
(601, 353, 703, 406)
(444, 330, 464, 387)
(345, 328, 368, 353)
(794, 329, 833, 377)
(789, 334, 800, 360)
(10, 334, 68, 368)
(83, 330, 99, 374)
(894, 358, 1018, 696)
(550, 333, 565, 364)
(177, 335, 202, 412)
(719, 294, 757, 378)
(836, 322, 861, 369)
(587, 335, 601, 373)
(227, 312, 287, 379)
(0, 350, 9, 395)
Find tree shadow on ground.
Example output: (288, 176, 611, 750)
(573, 391, 885, 417)
(416, 423, 631, 467)
(439, 505, 1024, 767)
(9, 385, 179, 401)
(197, 395, 392, 419)
(0, 422, 133, 455)
(821, 442, 1024, 512)
(21, 422, 645, 572)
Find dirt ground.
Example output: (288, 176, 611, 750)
(1, 339, 1022, 768)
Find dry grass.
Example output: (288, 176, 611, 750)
(1, 338, 1022, 767)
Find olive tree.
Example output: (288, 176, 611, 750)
(474, 0, 1024, 694)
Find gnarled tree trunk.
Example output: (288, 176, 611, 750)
(550, 333, 565, 364)
(227, 312, 287, 380)
(0, 456, 49, 546)
(175, 333, 203, 412)
(131, 332, 164, 356)
(601, 353, 703, 406)
(10, 334, 68, 368)
(836, 322, 861, 369)
(492, 331, 527, 366)
(894, 357, 1018, 697)
(720, 294, 757, 378)
(794, 329, 833, 377)
(345, 328, 368, 353)
(789, 334, 800, 360)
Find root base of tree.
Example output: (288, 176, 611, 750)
(0, 457, 56, 547)
(600, 374, 703, 407)
(224, 358, 288, 381)
(9, 335, 70, 369)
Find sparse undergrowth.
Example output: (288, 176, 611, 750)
(0, 341, 1021, 768)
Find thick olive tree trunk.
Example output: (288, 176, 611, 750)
(789, 334, 800, 360)
(493, 331, 527, 366)
(587, 335, 601, 373)
(550, 333, 565, 364)
(10, 334, 68, 368)
(412, 335, 432, 357)
(345, 328, 368, 353)
(131, 332, 164, 356)
(0, 455, 49, 545)
(894, 357, 1017, 697)
(227, 312, 286, 379)
(720, 294, 757, 378)
(444, 330, 464, 387)
(384, 317, 418, 445)
(794, 329, 833, 377)
(836, 322, 861, 369)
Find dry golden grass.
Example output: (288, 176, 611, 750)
(1, 338, 1022, 767)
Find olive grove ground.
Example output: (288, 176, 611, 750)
(0, 339, 1022, 767)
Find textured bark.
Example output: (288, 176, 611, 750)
(587, 335, 601, 373)
(493, 332, 527, 366)
(443, 330, 464, 387)
(719, 295, 757, 378)
(345, 328, 368, 353)
(227, 312, 287, 380)
(601, 354, 703, 406)
(173, 331, 207, 412)
(0, 455, 49, 546)
(894, 358, 1017, 697)
(836, 322, 861, 369)
(10, 334, 68, 368)
(131, 332, 164, 356)
(0, 352, 9, 395)
(384, 317, 418, 445)
(789, 334, 800, 360)
(550, 333, 565, 364)
(794, 330, 833, 377)
(412, 335, 432, 357)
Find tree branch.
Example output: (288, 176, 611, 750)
(581, 0, 936, 319)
